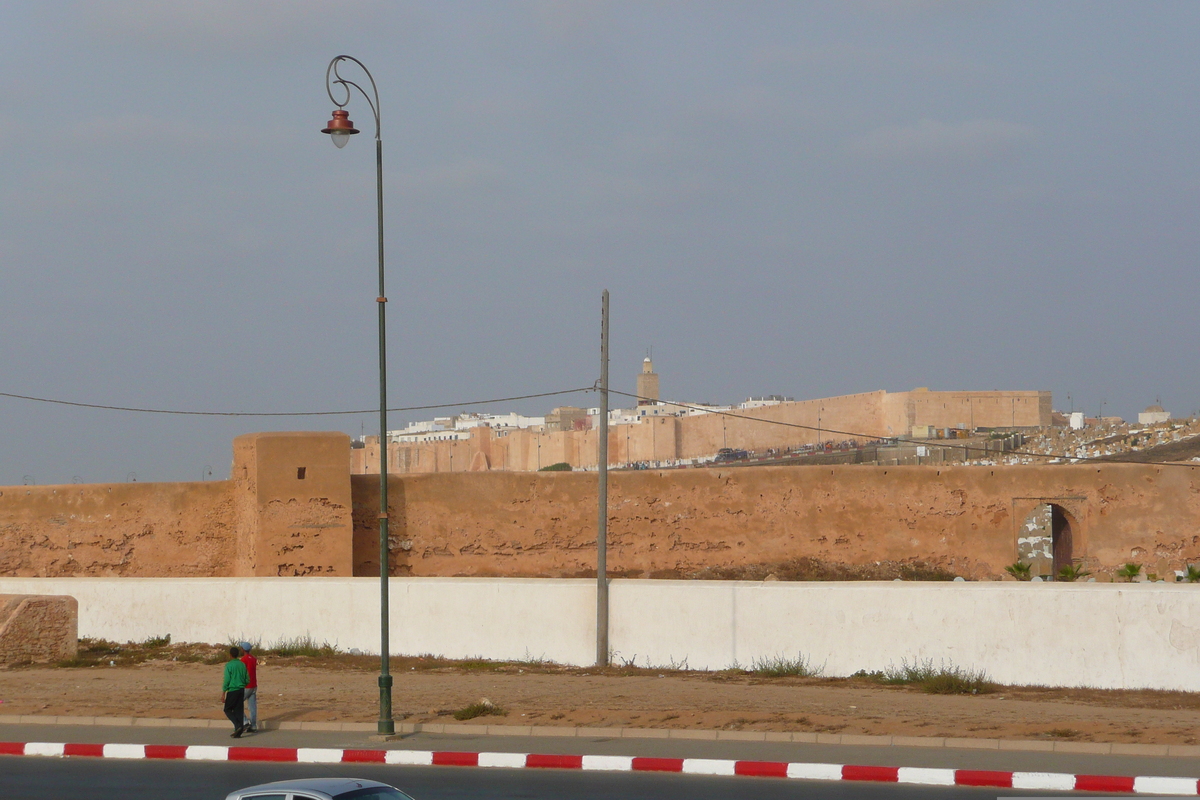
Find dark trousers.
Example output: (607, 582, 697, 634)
(223, 688, 245, 730)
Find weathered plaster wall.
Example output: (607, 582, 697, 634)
(0, 432, 354, 578)
(353, 463, 1200, 581)
(4, 434, 1197, 582)
(0, 480, 238, 577)
(0, 593, 78, 663)
(233, 432, 354, 577)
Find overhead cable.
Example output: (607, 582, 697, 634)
(0, 387, 594, 418)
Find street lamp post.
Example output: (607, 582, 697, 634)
(320, 54, 394, 737)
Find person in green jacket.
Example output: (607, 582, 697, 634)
(221, 645, 250, 737)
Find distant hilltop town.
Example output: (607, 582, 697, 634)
(350, 358, 1053, 475)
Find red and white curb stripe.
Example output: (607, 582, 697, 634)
(3, 742, 1198, 795)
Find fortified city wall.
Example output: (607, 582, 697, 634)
(2, 431, 1198, 582)
(351, 388, 1052, 475)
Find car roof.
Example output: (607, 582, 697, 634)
(229, 777, 395, 798)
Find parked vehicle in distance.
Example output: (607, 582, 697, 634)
(714, 447, 750, 462)
(224, 777, 415, 800)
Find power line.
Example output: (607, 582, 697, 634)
(6, 382, 1194, 470)
(0, 387, 594, 418)
(606, 389, 1200, 470)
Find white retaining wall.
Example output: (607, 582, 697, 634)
(1, 577, 1198, 691)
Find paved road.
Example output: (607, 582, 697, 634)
(0, 758, 1068, 799)
(3, 722, 1198, 779)
(2, 721, 1188, 798)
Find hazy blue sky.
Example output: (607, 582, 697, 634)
(2, 1, 1198, 484)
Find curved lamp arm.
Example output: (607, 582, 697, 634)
(324, 55, 381, 142)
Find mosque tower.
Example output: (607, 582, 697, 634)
(636, 356, 659, 406)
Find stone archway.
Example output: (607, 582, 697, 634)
(1014, 498, 1085, 580)
(1050, 504, 1075, 577)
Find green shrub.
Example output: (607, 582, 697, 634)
(143, 634, 171, 649)
(267, 635, 339, 658)
(1116, 563, 1142, 582)
(538, 462, 572, 472)
(920, 666, 995, 695)
(1057, 562, 1090, 582)
(750, 652, 823, 677)
(1185, 564, 1200, 583)
(1005, 562, 1032, 581)
(863, 658, 995, 694)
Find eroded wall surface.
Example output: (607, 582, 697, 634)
(353, 463, 1200, 580)
(4, 434, 1198, 581)
(0, 593, 78, 663)
(0, 432, 354, 578)
(0, 481, 238, 577)
(233, 432, 354, 576)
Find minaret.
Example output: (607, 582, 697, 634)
(636, 356, 659, 406)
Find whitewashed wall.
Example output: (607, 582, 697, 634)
(2, 577, 1199, 691)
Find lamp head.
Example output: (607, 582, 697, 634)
(322, 109, 360, 148)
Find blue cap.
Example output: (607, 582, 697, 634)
(239, 641, 252, 651)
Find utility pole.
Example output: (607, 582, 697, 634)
(597, 290, 610, 667)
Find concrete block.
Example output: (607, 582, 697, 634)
(840, 734, 890, 746)
(998, 739, 1054, 752)
(1110, 743, 1170, 756)
(892, 736, 945, 748)
(1052, 741, 1110, 754)
(0, 595, 78, 664)
(945, 737, 998, 750)
(574, 727, 617, 738)
(487, 725, 531, 736)
(1167, 745, 1200, 757)
(667, 729, 718, 740)
(529, 726, 572, 737)
(92, 716, 135, 726)
(621, 728, 670, 739)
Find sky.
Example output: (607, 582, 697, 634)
(2, 1, 1198, 485)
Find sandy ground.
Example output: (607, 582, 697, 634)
(2, 660, 1200, 746)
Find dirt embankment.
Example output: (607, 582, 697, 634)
(1, 642, 1197, 746)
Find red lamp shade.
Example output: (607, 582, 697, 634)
(322, 109, 360, 148)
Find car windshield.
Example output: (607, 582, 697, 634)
(335, 789, 413, 800)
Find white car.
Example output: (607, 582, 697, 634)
(224, 777, 415, 800)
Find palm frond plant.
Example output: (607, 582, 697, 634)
(1057, 561, 1091, 582)
(1115, 562, 1142, 582)
(1005, 562, 1032, 581)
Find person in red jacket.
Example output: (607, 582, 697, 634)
(239, 641, 258, 733)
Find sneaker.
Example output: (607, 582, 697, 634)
(231, 726, 244, 738)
